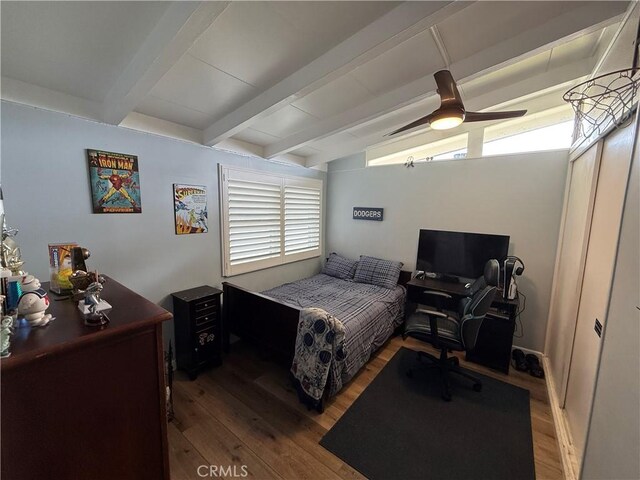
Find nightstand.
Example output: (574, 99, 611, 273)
(171, 285, 222, 380)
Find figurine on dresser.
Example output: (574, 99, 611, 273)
(1, 316, 13, 358)
(1, 188, 25, 277)
(1, 295, 13, 358)
(82, 280, 110, 327)
(17, 275, 54, 327)
(68, 247, 111, 326)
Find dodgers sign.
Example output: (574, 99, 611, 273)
(353, 207, 384, 221)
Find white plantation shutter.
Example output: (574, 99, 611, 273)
(228, 179, 281, 265)
(220, 166, 322, 276)
(284, 184, 321, 256)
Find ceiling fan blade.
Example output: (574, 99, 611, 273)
(464, 110, 527, 122)
(386, 113, 434, 136)
(434, 70, 464, 108)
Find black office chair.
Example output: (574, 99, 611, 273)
(403, 259, 500, 401)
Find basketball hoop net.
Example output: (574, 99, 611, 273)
(563, 68, 640, 143)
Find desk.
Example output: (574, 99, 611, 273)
(406, 277, 519, 373)
(1, 276, 172, 480)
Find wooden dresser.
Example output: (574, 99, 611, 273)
(1, 276, 172, 480)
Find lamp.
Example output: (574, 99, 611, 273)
(430, 107, 465, 130)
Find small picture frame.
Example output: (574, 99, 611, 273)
(173, 184, 208, 235)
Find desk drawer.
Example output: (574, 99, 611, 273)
(407, 286, 456, 308)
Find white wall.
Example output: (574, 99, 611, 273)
(326, 151, 568, 352)
(1, 102, 325, 344)
(581, 129, 639, 480)
(577, 8, 640, 476)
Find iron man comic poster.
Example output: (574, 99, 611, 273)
(87, 149, 142, 213)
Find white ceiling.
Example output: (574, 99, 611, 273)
(0, 1, 629, 167)
(1, 1, 170, 102)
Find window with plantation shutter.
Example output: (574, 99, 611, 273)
(284, 183, 321, 256)
(219, 166, 322, 277)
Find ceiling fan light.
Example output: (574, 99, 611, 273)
(430, 111, 464, 130)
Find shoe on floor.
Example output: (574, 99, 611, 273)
(511, 349, 528, 371)
(525, 353, 545, 378)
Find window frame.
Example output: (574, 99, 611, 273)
(365, 105, 574, 166)
(219, 165, 323, 277)
(366, 132, 468, 166)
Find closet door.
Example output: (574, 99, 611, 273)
(545, 141, 601, 401)
(565, 123, 635, 465)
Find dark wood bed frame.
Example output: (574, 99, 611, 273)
(222, 270, 412, 366)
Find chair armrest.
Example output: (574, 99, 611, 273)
(421, 290, 453, 299)
(416, 308, 449, 319)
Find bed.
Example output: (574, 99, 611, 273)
(222, 263, 409, 404)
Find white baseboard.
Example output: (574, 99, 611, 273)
(542, 355, 579, 480)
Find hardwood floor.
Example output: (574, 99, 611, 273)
(169, 337, 564, 480)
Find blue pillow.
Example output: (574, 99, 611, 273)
(353, 255, 403, 289)
(322, 253, 358, 280)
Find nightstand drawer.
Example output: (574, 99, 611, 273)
(195, 298, 217, 312)
(195, 325, 217, 347)
(194, 325, 219, 365)
(195, 310, 217, 326)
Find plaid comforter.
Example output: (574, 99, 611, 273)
(262, 274, 406, 397)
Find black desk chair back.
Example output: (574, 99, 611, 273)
(403, 259, 500, 401)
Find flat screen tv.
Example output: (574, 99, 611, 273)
(416, 229, 510, 280)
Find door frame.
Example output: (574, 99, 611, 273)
(544, 140, 603, 404)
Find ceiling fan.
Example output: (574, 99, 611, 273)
(387, 70, 527, 136)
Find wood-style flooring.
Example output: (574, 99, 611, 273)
(169, 336, 564, 480)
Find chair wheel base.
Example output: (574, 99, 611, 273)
(473, 383, 482, 392)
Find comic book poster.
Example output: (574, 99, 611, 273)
(87, 149, 142, 213)
(173, 184, 208, 235)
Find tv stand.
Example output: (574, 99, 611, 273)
(405, 277, 519, 373)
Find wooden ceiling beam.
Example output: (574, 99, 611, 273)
(264, 1, 626, 162)
(201, 1, 470, 146)
(102, 1, 229, 125)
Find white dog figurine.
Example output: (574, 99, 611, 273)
(18, 286, 53, 327)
